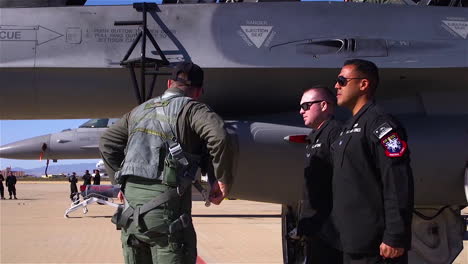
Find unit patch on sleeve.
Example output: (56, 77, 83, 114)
(374, 122, 393, 139)
(380, 133, 407, 157)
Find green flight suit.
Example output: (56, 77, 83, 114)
(100, 88, 233, 264)
(121, 178, 196, 264)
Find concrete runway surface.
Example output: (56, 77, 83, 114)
(0, 182, 282, 264)
(0, 182, 466, 264)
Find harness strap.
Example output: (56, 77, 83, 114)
(118, 203, 135, 228)
(117, 181, 189, 230)
(193, 180, 211, 207)
(169, 213, 192, 234)
(115, 178, 208, 235)
(139, 188, 179, 215)
(133, 207, 141, 231)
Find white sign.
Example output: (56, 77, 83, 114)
(0, 25, 63, 45)
(442, 20, 468, 39)
(240, 26, 273, 48)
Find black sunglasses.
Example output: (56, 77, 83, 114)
(336, 76, 365, 86)
(300, 100, 325, 111)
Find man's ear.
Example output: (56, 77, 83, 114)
(321, 100, 328, 112)
(360, 79, 370, 93)
(167, 79, 173, 88)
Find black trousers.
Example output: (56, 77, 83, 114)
(0, 184, 4, 198)
(307, 237, 343, 264)
(70, 185, 78, 201)
(7, 185, 16, 197)
(343, 252, 408, 264)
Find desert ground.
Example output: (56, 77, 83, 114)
(0, 182, 466, 264)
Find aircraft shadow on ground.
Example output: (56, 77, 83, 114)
(192, 214, 280, 218)
(66, 215, 112, 219)
(66, 214, 280, 219)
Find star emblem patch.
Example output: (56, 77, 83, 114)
(380, 133, 407, 157)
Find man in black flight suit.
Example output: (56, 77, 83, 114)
(297, 86, 343, 264)
(332, 59, 414, 264)
(82, 170, 92, 185)
(0, 174, 5, 200)
(69, 172, 79, 202)
(6, 171, 17, 200)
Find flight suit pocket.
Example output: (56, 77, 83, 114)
(332, 135, 351, 168)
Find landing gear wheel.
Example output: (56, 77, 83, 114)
(83, 207, 88, 214)
(282, 204, 307, 264)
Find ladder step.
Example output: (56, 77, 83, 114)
(151, 50, 182, 56)
(114, 20, 143, 26)
(121, 57, 168, 67)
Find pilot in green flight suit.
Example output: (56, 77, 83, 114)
(99, 62, 233, 264)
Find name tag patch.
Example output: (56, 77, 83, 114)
(374, 122, 393, 139)
(380, 133, 407, 157)
(345, 127, 361, 134)
(311, 143, 322, 149)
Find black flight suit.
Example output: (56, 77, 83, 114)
(0, 174, 5, 199)
(82, 173, 92, 185)
(93, 172, 101, 185)
(331, 101, 414, 264)
(6, 175, 17, 199)
(69, 175, 79, 201)
(298, 119, 343, 264)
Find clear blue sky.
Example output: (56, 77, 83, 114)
(0, 0, 332, 170)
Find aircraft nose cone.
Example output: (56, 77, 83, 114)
(0, 134, 51, 160)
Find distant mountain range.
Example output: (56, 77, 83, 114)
(13, 163, 98, 176)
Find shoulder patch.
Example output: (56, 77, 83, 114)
(380, 133, 407, 157)
(374, 122, 393, 139)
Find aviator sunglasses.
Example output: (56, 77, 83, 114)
(336, 76, 365, 86)
(300, 100, 325, 111)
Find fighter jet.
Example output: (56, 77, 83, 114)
(0, 1, 467, 263)
(0, 118, 116, 160)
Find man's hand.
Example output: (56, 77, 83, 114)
(380, 242, 404, 259)
(209, 181, 228, 205)
(117, 190, 124, 203)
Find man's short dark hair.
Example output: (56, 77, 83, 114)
(303, 85, 337, 105)
(344, 59, 379, 94)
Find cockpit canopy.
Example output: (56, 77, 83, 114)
(79, 118, 119, 128)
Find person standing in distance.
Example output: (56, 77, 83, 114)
(82, 170, 92, 185)
(100, 61, 233, 264)
(0, 174, 5, 200)
(69, 172, 79, 202)
(332, 59, 414, 264)
(93, 170, 101, 185)
(6, 171, 17, 200)
(297, 86, 342, 264)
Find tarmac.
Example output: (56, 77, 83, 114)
(0, 182, 466, 264)
(0, 182, 282, 264)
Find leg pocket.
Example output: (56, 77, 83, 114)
(121, 232, 153, 264)
(128, 208, 173, 249)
